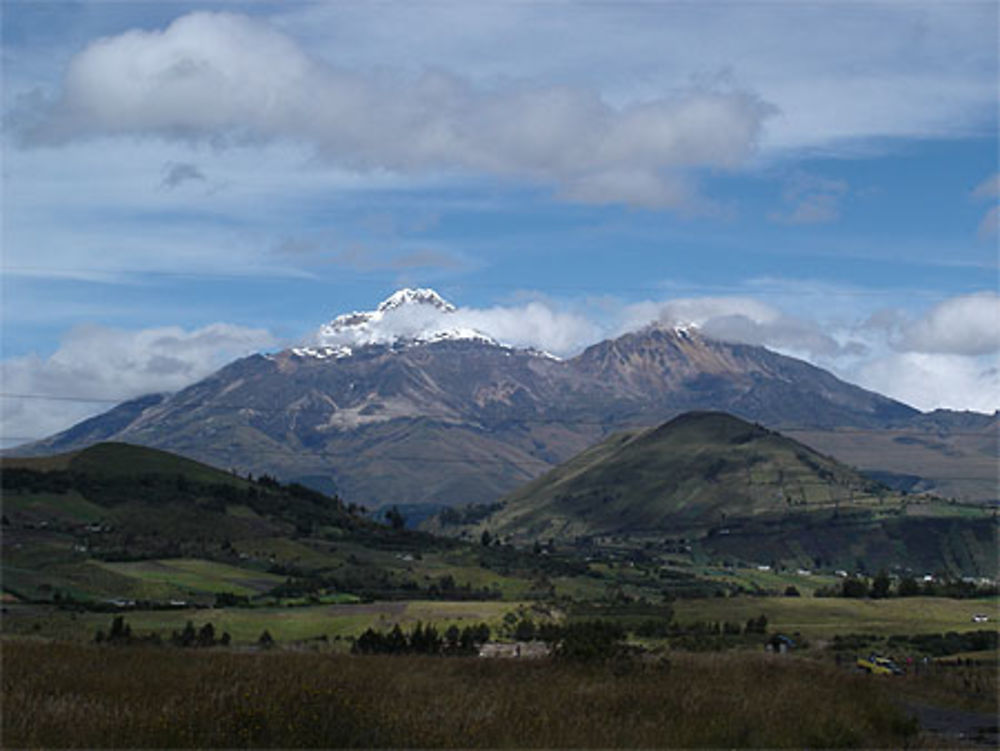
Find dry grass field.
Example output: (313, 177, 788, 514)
(3, 639, 922, 748)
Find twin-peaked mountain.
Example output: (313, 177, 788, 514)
(13, 289, 991, 507)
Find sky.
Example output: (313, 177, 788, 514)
(2, 0, 998, 446)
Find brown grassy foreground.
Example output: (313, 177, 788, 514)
(3, 640, 919, 749)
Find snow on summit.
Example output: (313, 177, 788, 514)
(375, 288, 456, 314)
(297, 289, 499, 358)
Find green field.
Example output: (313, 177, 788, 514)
(673, 595, 1000, 640)
(98, 559, 287, 597)
(2, 599, 521, 645)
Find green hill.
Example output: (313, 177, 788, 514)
(473, 412, 885, 541)
(1, 442, 367, 601)
(440, 412, 997, 576)
(3, 441, 246, 484)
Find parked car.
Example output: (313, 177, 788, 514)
(857, 654, 904, 675)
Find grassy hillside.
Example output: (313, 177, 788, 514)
(1, 442, 367, 602)
(2, 442, 665, 606)
(474, 412, 887, 541)
(432, 412, 998, 577)
(3, 442, 247, 484)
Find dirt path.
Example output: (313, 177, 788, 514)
(900, 700, 998, 748)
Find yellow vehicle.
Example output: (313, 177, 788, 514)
(856, 654, 904, 675)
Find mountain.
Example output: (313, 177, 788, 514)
(11, 289, 994, 507)
(447, 411, 885, 542)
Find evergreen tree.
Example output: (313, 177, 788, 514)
(198, 622, 216, 647)
(871, 570, 892, 599)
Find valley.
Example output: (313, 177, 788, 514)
(2, 294, 997, 749)
(2, 420, 997, 748)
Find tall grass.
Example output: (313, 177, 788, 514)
(3, 640, 918, 748)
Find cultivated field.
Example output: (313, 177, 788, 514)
(1, 599, 519, 645)
(673, 595, 1000, 640)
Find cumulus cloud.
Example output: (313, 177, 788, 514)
(14, 11, 773, 209)
(895, 292, 1000, 356)
(768, 173, 848, 225)
(456, 303, 602, 355)
(853, 352, 999, 413)
(1, 322, 275, 445)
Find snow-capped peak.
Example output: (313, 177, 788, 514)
(376, 288, 456, 314)
(307, 288, 498, 355)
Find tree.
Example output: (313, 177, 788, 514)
(480, 529, 492, 547)
(178, 620, 197, 647)
(745, 614, 768, 634)
(514, 618, 536, 641)
(784, 585, 801, 597)
(385, 506, 406, 531)
(871, 570, 892, 599)
(898, 576, 920, 597)
(109, 615, 127, 641)
(444, 625, 460, 651)
(842, 577, 869, 598)
(555, 620, 626, 661)
(474, 622, 491, 644)
(198, 622, 216, 647)
(258, 630, 275, 649)
(386, 624, 407, 654)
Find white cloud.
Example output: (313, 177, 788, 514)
(14, 11, 772, 209)
(853, 352, 998, 413)
(457, 303, 602, 355)
(619, 295, 844, 358)
(273, 1, 998, 155)
(314, 291, 601, 357)
(896, 292, 1000, 356)
(1, 322, 275, 445)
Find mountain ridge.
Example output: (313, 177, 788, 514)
(9, 290, 995, 506)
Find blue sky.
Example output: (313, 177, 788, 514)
(2, 0, 998, 444)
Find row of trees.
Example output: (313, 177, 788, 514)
(352, 622, 491, 655)
(94, 616, 241, 648)
(815, 573, 998, 599)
